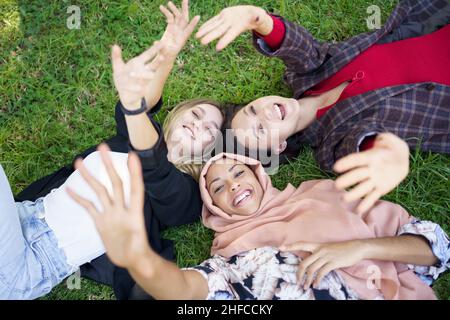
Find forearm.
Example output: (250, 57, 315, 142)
(360, 235, 438, 266)
(124, 110, 159, 150)
(128, 248, 208, 300)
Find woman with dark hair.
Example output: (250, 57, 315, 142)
(198, 0, 450, 213)
(4, 0, 224, 300)
(68, 150, 449, 300)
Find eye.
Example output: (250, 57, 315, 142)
(234, 170, 245, 178)
(192, 110, 200, 119)
(214, 185, 224, 193)
(250, 105, 256, 115)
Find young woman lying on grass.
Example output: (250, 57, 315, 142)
(70, 150, 449, 300)
(0, 0, 224, 300)
(196, 0, 450, 214)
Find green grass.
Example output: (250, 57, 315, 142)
(0, 0, 448, 300)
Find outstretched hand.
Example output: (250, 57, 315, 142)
(334, 133, 410, 214)
(67, 144, 151, 270)
(111, 41, 164, 110)
(159, 0, 200, 58)
(196, 5, 273, 51)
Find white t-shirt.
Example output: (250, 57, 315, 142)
(43, 151, 131, 268)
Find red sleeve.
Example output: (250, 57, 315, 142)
(359, 135, 376, 151)
(254, 15, 286, 50)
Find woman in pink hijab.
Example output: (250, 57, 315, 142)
(70, 149, 449, 300)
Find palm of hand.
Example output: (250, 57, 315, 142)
(96, 207, 148, 268)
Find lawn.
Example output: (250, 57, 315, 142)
(0, 0, 448, 300)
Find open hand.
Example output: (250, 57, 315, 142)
(159, 0, 200, 58)
(196, 5, 272, 51)
(334, 133, 410, 214)
(67, 144, 150, 270)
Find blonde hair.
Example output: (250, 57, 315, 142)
(162, 98, 223, 181)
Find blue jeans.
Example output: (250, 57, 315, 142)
(0, 198, 73, 299)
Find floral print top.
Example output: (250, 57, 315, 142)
(185, 220, 449, 300)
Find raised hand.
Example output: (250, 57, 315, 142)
(196, 5, 273, 51)
(67, 144, 151, 270)
(334, 133, 410, 214)
(111, 42, 163, 110)
(159, 0, 200, 58)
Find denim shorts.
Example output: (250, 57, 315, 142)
(0, 198, 74, 299)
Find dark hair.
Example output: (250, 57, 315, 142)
(220, 103, 305, 167)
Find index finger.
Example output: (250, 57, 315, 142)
(182, 0, 189, 20)
(127, 152, 145, 213)
(333, 152, 369, 173)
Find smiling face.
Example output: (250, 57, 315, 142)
(205, 158, 264, 216)
(166, 103, 224, 162)
(230, 96, 303, 154)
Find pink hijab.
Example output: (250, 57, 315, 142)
(199, 153, 436, 300)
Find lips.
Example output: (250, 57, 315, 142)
(232, 189, 253, 207)
(274, 104, 286, 120)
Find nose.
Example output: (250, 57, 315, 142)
(229, 181, 240, 193)
(263, 105, 274, 120)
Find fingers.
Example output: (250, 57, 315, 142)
(128, 152, 145, 214)
(199, 23, 231, 46)
(98, 144, 125, 208)
(111, 45, 125, 72)
(303, 258, 327, 290)
(335, 167, 370, 190)
(279, 241, 319, 253)
(333, 152, 370, 173)
(137, 41, 161, 64)
(313, 263, 335, 288)
(296, 251, 322, 286)
(160, 5, 174, 23)
(67, 187, 101, 223)
(196, 15, 222, 39)
(356, 189, 382, 214)
(181, 0, 189, 20)
(216, 26, 242, 51)
(74, 158, 112, 209)
(183, 15, 201, 39)
(167, 1, 181, 18)
(342, 179, 374, 202)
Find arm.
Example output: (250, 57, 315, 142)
(280, 234, 439, 290)
(196, 5, 329, 74)
(67, 144, 209, 300)
(112, 0, 200, 151)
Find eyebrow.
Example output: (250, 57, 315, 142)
(228, 164, 238, 172)
(208, 177, 221, 190)
(198, 106, 206, 118)
(243, 107, 249, 117)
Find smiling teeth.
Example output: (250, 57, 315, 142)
(234, 191, 251, 206)
(274, 104, 283, 120)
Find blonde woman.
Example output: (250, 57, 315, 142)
(9, 0, 223, 300)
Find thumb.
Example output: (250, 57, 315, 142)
(111, 44, 124, 71)
(279, 242, 319, 253)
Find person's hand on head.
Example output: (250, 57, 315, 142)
(67, 144, 151, 270)
(196, 5, 273, 51)
(159, 0, 200, 59)
(111, 41, 164, 110)
(334, 133, 410, 214)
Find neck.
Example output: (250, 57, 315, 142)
(293, 97, 319, 133)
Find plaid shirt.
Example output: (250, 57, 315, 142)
(253, 0, 450, 170)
